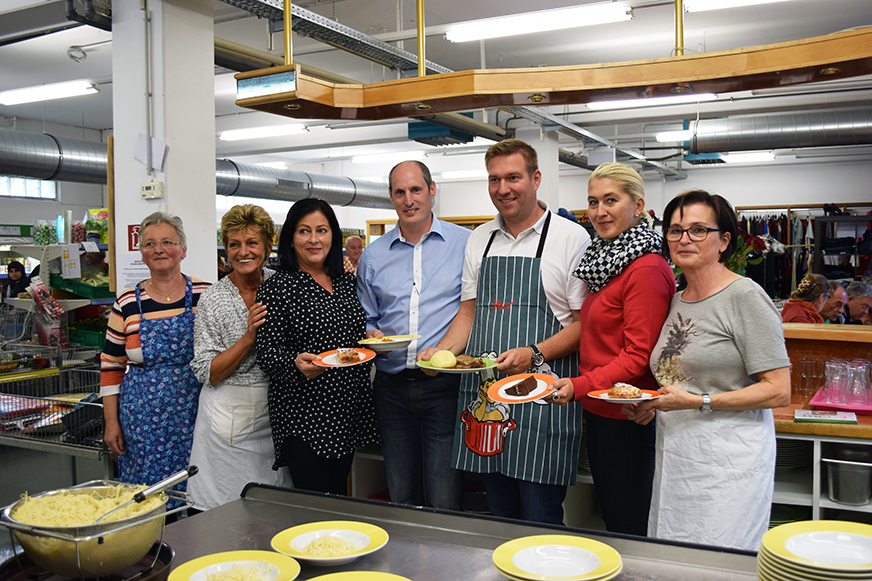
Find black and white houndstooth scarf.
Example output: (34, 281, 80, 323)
(573, 221, 663, 293)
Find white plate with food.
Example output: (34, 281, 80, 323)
(168, 550, 300, 581)
(417, 351, 497, 374)
(588, 384, 661, 404)
(313, 348, 376, 368)
(270, 520, 389, 566)
(357, 334, 421, 353)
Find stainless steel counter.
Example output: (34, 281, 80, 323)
(163, 485, 757, 581)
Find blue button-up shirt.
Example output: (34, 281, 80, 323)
(357, 215, 471, 374)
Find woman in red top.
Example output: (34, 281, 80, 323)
(550, 162, 675, 536)
(781, 273, 828, 324)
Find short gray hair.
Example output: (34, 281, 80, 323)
(140, 212, 187, 249)
(846, 281, 872, 300)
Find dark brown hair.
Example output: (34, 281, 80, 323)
(662, 189, 737, 264)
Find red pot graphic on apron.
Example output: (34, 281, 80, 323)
(461, 378, 516, 456)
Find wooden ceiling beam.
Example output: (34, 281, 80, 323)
(234, 28, 872, 121)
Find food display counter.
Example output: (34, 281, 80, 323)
(163, 484, 758, 581)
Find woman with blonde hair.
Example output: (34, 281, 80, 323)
(189, 204, 290, 510)
(781, 273, 829, 324)
(550, 162, 675, 535)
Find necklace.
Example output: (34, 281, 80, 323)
(148, 277, 183, 302)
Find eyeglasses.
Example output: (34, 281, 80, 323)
(665, 226, 721, 242)
(142, 239, 181, 250)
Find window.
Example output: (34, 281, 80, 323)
(0, 176, 57, 199)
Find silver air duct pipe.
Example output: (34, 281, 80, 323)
(0, 128, 108, 184)
(215, 159, 390, 208)
(0, 129, 392, 208)
(690, 109, 872, 154)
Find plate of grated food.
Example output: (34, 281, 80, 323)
(270, 520, 389, 566)
(168, 550, 300, 581)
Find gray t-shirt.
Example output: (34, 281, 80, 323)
(651, 276, 789, 395)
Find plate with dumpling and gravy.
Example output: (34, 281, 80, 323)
(270, 520, 389, 566)
(588, 383, 661, 404)
(168, 550, 301, 581)
(417, 350, 497, 374)
(357, 334, 421, 353)
(313, 348, 376, 368)
(489, 374, 557, 404)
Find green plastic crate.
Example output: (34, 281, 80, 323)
(67, 324, 107, 348)
(51, 273, 115, 299)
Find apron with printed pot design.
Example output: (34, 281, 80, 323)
(452, 213, 583, 485)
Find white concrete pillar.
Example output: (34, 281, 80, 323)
(111, 0, 216, 288)
(516, 126, 560, 210)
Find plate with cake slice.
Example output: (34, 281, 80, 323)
(313, 348, 376, 367)
(488, 373, 556, 403)
(588, 383, 661, 403)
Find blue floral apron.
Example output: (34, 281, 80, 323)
(118, 276, 200, 505)
(452, 213, 583, 486)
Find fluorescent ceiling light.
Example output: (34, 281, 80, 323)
(656, 130, 693, 143)
(721, 151, 775, 163)
(256, 161, 288, 170)
(357, 176, 389, 183)
(684, 0, 793, 12)
(352, 151, 426, 164)
(0, 80, 99, 106)
(445, 3, 633, 43)
(586, 93, 717, 110)
(219, 125, 308, 141)
(441, 170, 489, 180)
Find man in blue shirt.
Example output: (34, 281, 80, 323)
(357, 160, 471, 510)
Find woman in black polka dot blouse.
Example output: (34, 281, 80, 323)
(256, 198, 378, 495)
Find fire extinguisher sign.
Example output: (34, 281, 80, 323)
(128, 224, 141, 251)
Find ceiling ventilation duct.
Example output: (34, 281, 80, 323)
(690, 109, 872, 154)
(0, 129, 392, 209)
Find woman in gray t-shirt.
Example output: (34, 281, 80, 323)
(626, 190, 790, 552)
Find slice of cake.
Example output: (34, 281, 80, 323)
(505, 375, 538, 396)
(455, 354, 485, 369)
(336, 348, 359, 364)
(607, 383, 642, 399)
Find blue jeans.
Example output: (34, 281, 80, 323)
(372, 369, 463, 510)
(480, 472, 567, 525)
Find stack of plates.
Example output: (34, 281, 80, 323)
(759, 520, 872, 580)
(775, 439, 813, 470)
(492, 535, 622, 581)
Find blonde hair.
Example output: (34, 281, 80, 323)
(221, 205, 276, 267)
(792, 273, 828, 302)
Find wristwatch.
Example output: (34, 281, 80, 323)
(529, 344, 545, 368)
(700, 393, 713, 414)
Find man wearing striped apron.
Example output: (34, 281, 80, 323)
(421, 139, 590, 524)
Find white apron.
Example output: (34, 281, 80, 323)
(649, 406, 775, 551)
(188, 380, 290, 510)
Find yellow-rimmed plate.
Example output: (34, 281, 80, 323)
(168, 550, 300, 581)
(492, 535, 621, 581)
(758, 547, 870, 580)
(270, 520, 389, 566)
(308, 573, 411, 581)
(496, 561, 623, 581)
(762, 521, 872, 572)
(358, 335, 421, 353)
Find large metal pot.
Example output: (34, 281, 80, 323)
(0, 480, 167, 578)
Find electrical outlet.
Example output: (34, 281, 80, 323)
(141, 181, 164, 199)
